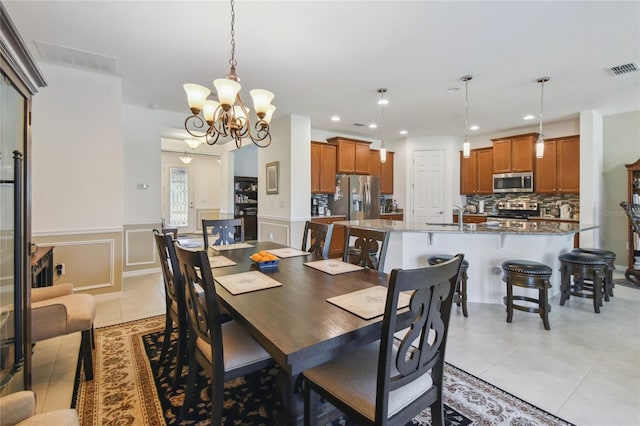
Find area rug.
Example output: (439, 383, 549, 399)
(613, 277, 640, 289)
(72, 315, 574, 425)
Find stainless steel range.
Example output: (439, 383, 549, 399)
(489, 200, 539, 220)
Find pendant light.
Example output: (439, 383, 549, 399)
(378, 88, 387, 164)
(536, 77, 550, 159)
(179, 151, 193, 164)
(461, 75, 472, 158)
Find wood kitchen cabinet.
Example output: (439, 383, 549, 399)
(327, 137, 371, 174)
(492, 133, 537, 173)
(534, 135, 579, 194)
(556, 135, 580, 193)
(370, 149, 394, 194)
(452, 214, 488, 224)
(311, 141, 336, 194)
(460, 148, 493, 194)
(310, 216, 347, 258)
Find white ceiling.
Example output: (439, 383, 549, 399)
(4, 1, 640, 141)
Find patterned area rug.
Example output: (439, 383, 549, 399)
(72, 315, 574, 425)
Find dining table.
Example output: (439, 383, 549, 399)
(200, 240, 402, 425)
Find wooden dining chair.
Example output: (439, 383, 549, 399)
(303, 254, 464, 426)
(202, 218, 245, 247)
(301, 221, 334, 258)
(152, 229, 188, 387)
(160, 227, 179, 239)
(343, 227, 391, 272)
(174, 244, 273, 423)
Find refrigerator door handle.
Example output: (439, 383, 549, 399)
(364, 181, 370, 209)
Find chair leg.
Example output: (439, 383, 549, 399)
(559, 264, 570, 306)
(91, 325, 95, 349)
(539, 286, 550, 331)
(430, 395, 445, 426)
(159, 315, 173, 365)
(460, 272, 469, 317)
(506, 282, 514, 323)
(180, 353, 198, 420)
(303, 380, 319, 426)
(173, 323, 187, 388)
(593, 272, 602, 314)
(81, 329, 94, 380)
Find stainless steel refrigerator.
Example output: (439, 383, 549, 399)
(328, 175, 381, 220)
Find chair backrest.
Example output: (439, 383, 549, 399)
(376, 254, 463, 422)
(152, 229, 184, 310)
(301, 221, 334, 258)
(160, 227, 179, 239)
(202, 218, 245, 247)
(343, 227, 391, 271)
(174, 244, 225, 377)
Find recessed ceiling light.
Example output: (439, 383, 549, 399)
(469, 125, 479, 131)
(446, 87, 459, 93)
(377, 99, 389, 105)
(523, 114, 536, 120)
(331, 115, 340, 122)
(369, 123, 378, 129)
(399, 130, 408, 135)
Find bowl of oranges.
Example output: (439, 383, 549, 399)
(250, 251, 280, 270)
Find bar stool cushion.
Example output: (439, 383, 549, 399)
(572, 248, 616, 261)
(559, 252, 607, 266)
(501, 260, 552, 275)
(428, 254, 469, 270)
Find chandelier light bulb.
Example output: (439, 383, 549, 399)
(264, 105, 276, 124)
(202, 100, 220, 123)
(179, 151, 193, 164)
(250, 89, 275, 116)
(184, 138, 202, 150)
(183, 84, 211, 114)
(214, 78, 242, 109)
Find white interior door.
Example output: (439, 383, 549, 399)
(162, 162, 195, 234)
(413, 150, 446, 223)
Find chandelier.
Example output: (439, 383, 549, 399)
(535, 77, 550, 159)
(378, 88, 387, 164)
(183, 0, 275, 149)
(461, 75, 472, 158)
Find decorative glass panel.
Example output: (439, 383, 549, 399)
(168, 167, 188, 227)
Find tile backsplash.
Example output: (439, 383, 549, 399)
(465, 193, 579, 216)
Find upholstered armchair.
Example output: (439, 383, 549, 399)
(0, 390, 79, 425)
(31, 283, 96, 380)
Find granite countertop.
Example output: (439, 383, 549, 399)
(310, 214, 347, 219)
(333, 219, 596, 236)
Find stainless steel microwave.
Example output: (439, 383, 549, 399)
(493, 172, 534, 193)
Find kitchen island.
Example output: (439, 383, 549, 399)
(334, 219, 597, 304)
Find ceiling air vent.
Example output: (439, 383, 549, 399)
(34, 40, 117, 75)
(605, 62, 639, 76)
(352, 123, 366, 127)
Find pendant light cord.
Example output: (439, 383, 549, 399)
(380, 91, 385, 146)
(229, 0, 237, 69)
(539, 79, 545, 135)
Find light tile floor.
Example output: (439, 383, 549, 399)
(31, 271, 640, 425)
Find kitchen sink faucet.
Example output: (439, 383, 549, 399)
(453, 205, 466, 230)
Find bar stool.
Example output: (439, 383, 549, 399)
(571, 248, 616, 301)
(559, 252, 607, 313)
(428, 254, 469, 317)
(501, 260, 552, 330)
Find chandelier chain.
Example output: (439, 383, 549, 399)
(229, 0, 237, 68)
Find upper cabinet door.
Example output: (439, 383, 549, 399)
(319, 143, 336, 193)
(557, 136, 580, 193)
(492, 139, 512, 173)
(534, 139, 557, 193)
(510, 135, 535, 172)
(460, 151, 477, 194)
(475, 148, 494, 193)
(492, 133, 536, 173)
(380, 151, 394, 194)
(369, 149, 381, 177)
(327, 137, 371, 175)
(311, 142, 321, 193)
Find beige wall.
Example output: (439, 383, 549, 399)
(33, 231, 123, 296)
(603, 111, 640, 266)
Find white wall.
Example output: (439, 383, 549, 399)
(234, 144, 258, 177)
(122, 104, 185, 225)
(603, 111, 640, 263)
(31, 63, 123, 233)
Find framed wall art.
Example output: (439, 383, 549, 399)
(266, 161, 279, 194)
